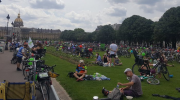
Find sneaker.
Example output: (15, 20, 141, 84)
(17, 68, 22, 71)
(79, 79, 84, 81)
(76, 79, 80, 82)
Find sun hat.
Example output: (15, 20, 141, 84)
(124, 68, 132, 73)
(79, 60, 84, 63)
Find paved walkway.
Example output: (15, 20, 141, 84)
(0, 51, 25, 82)
(0, 50, 72, 100)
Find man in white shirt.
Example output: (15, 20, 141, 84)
(109, 42, 118, 67)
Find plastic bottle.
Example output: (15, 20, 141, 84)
(117, 85, 119, 88)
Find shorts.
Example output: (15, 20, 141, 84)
(124, 89, 140, 97)
(110, 54, 116, 58)
(157, 65, 161, 73)
(17, 57, 22, 63)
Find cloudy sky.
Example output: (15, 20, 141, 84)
(0, 0, 179, 32)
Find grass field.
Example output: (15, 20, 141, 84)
(43, 47, 180, 100)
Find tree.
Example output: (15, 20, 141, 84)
(153, 6, 180, 48)
(117, 15, 154, 45)
(96, 25, 114, 44)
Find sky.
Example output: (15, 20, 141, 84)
(0, 0, 180, 32)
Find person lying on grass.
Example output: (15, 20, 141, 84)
(109, 68, 143, 97)
(74, 60, 87, 82)
(114, 56, 122, 66)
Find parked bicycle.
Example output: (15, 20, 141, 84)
(132, 50, 170, 85)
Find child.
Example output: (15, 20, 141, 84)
(114, 56, 122, 66)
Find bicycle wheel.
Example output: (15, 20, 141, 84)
(22, 63, 25, 72)
(27, 73, 33, 81)
(40, 83, 49, 100)
(127, 53, 131, 58)
(161, 64, 170, 81)
(147, 78, 160, 85)
(23, 66, 29, 77)
(124, 53, 127, 58)
(11, 60, 13, 64)
(132, 64, 141, 76)
(90, 53, 94, 59)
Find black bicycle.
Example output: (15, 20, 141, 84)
(132, 54, 170, 82)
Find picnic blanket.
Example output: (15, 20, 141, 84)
(84, 73, 110, 81)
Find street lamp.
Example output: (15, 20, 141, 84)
(5, 14, 10, 50)
(11, 21, 14, 41)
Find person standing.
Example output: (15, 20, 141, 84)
(109, 42, 118, 67)
(16, 43, 28, 71)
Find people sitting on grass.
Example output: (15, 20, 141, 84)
(73, 60, 87, 82)
(114, 56, 122, 66)
(107, 52, 111, 63)
(102, 53, 109, 66)
(109, 68, 143, 97)
(95, 53, 102, 64)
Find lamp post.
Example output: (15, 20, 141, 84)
(5, 14, 10, 50)
(11, 21, 14, 42)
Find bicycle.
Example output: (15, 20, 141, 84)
(0, 46, 4, 53)
(23, 59, 58, 100)
(132, 50, 170, 84)
(23, 60, 48, 100)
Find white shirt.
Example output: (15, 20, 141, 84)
(110, 43, 118, 54)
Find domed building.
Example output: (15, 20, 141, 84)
(0, 13, 61, 42)
(14, 13, 23, 27)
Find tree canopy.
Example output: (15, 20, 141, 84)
(60, 6, 180, 48)
(117, 15, 154, 44)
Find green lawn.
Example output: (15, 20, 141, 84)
(43, 48, 180, 100)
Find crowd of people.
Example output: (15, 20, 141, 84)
(9, 40, 180, 99)
(10, 41, 46, 71)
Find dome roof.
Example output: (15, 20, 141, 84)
(14, 13, 23, 23)
(14, 13, 24, 27)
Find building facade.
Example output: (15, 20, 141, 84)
(0, 13, 61, 42)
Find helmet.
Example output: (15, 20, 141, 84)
(16, 48, 19, 51)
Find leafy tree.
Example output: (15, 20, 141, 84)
(96, 25, 114, 44)
(153, 6, 180, 48)
(117, 15, 154, 45)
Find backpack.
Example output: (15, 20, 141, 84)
(108, 88, 122, 100)
(97, 61, 103, 66)
(67, 72, 75, 78)
(84, 75, 93, 80)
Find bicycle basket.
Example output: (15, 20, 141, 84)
(37, 72, 49, 80)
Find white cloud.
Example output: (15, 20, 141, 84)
(104, 5, 127, 17)
(137, 0, 180, 13)
(0, 0, 180, 32)
(107, 0, 130, 4)
(29, 0, 65, 9)
(135, 0, 162, 5)
(65, 10, 103, 31)
(152, 17, 160, 21)
(65, 11, 92, 24)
